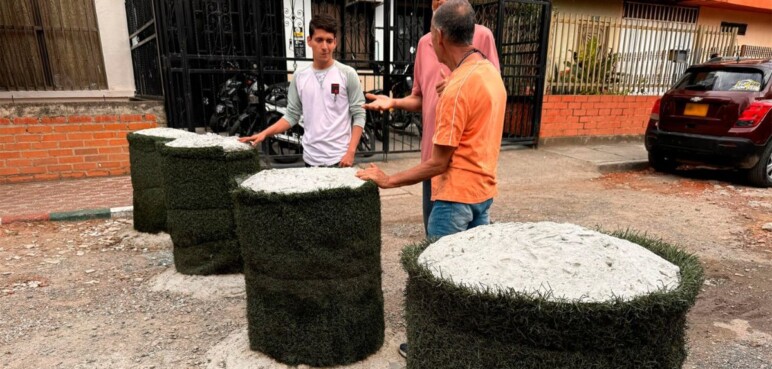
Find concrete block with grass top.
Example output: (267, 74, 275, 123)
(233, 167, 384, 366)
(160, 133, 260, 275)
(401, 222, 704, 369)
(128, 128, 196, 233)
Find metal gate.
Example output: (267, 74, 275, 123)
(126, 0, 163, 100)
(127, 0, 550, 160)
(472, 0, 551, 145)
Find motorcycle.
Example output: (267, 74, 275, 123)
(366, 60, 423, 141)
(206, 63, 262, 137)
(261, 82, 377, 164)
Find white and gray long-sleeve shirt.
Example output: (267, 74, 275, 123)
(284, 61, 366, 166)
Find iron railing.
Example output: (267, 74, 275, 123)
(129, 0, 550, 161)
(546, 12, 739, 96)
(472, 0, 551, 145)
(126, 0, 163, 99)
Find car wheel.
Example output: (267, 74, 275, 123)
(746, 141, 772, 188)
(648, 152, 677, 173)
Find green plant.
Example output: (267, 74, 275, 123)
(552, 37, 621, 95)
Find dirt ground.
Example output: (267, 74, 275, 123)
(1, 148, 771, 369)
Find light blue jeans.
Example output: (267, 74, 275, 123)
(427, 198, 493, 239)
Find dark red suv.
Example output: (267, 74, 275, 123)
(645, 58, 772, 187)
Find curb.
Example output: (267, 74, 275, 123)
(596, 160, 650, 173)
(0, 206, 133, 225)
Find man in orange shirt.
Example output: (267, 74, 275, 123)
(365, 0, 499, 235)
(357, 0, 506, 238)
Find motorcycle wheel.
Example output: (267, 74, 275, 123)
(209, 113, 227, 133)
(261, 112, 302, 164)
(366, 110, 384, 141)
(357, 125, 376, 157)
(389, 110, 412, 130)
(227, 118, 243, 136)
(262, 137, 302, 164)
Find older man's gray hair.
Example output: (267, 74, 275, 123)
(432, 0, 476, 45)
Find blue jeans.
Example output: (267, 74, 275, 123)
(422, 180, 434, 236)
(427, 198, 493, 239)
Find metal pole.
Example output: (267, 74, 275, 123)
(175, 0, 194, 131)
(532, 0, 551, 146)
(383, 0, 391, 159)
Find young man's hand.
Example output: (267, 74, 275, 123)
(363, 93, 395, 112)
(238, 132, 266, 146)
(356, 163, 392, 188)
(339, 150, 356, 167)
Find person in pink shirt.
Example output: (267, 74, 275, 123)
(364, 0, 499, 238)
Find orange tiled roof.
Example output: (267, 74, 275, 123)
(680, 0, 772, 12)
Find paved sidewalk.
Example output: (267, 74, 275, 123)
(0, 141, 649, 224)
(540, 142, 648, 173)
(0, 176, 133, 224)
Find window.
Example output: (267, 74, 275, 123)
(0, 0, 107, 91)
(624, 1, 699, 24)
(721, 22, 747, 36)
(675, 69, 766, 92)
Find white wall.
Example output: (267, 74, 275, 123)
(698, 7, 772, 48)
(284, 0, 314, 72)
(95, 0, 135, 96)
(281, 0, 392, 74)
(552, 0, 623, 18)
(0, 0, 135, 101)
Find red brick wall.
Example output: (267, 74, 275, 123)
(540, 95, 659, 138)
(1, 103, 163, 184)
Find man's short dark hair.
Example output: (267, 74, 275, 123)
(432, 0, 475, 45)
(309, 14, 338, 38)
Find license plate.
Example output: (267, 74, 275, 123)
(684, 103, 708, 117)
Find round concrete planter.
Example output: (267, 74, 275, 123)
(159, 144, 259, 275)
(127, 132, 179, 233)
(233, 175, 384, 366)
(401, 231, 703, 369)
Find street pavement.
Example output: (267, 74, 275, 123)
(0, 141, 648, 224)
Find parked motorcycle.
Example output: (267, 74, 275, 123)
(206, 63, 261, 137)
(366, 60, 423, 141)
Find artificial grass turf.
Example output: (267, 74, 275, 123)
(160, 144, 260, 275)
(233, 181, 384, 366)
(400, 231, 704, 369)
(127, 132, 174, 233)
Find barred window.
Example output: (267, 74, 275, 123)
(720, 22, 747, 36)
(0, 0, 107, 91)
(623, 1, 699, 24)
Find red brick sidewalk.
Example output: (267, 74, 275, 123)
(0, 176, 133, 220)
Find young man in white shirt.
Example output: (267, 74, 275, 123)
(239, 14, 366, 167)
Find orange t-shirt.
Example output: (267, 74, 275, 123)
(431, 58, 506, 204)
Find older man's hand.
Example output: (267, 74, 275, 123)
(362, 93, 394, 112)
(356, 163, 392, 188)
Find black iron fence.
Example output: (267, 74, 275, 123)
(473, 0, 551, 145)
(126, 0, 549, 162)
(126, 0, 163, 99)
